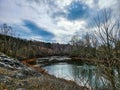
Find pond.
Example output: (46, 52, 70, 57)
(39, 57, 120, 90)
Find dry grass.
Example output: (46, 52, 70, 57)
(14, 76, 88, 90)
(0, 67, 13, 75)
(0, 67, 88, 90)
(0, 75, 87, 90)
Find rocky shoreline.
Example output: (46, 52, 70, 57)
(0, 53, 88, 90)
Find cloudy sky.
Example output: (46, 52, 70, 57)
(0, 0, 119, 43)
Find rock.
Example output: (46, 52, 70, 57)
(11, 68, 41, 79)
(0, 75, 13, 85)
(37, 56, 71, 65)
(0, 53, 43, 89)
(0, 53, 41, 79)
(16, 81, 29, 88)
(0, 62, 5, 67)
(12, 71, 27, 79)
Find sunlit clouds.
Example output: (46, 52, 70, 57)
(0, 0, 119, 43)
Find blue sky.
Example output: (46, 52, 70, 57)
(0, 0, 119, 43)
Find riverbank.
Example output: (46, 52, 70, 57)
(22, 56, 120, 90)
(25, 56, 120, 68)
(0, 53, 88, 90)
(71, 57, 120, 67)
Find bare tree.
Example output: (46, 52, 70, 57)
(94, 8, 119, 60)
(91, 33, 99, 57)
(82, 33, 92, 58)
(94, 9, 120, 90)
(0, 24, 13, 54)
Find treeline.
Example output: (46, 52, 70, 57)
(0, 24, 71, 60)
(70, 9, 120, 64)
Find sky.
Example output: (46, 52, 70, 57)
(0, 0, 119, 43)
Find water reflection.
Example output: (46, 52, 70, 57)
(43, 62, 119, 90)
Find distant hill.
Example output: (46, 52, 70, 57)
(0, 34, 71, 60)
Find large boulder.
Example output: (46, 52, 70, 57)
(0, 53, 41, 79)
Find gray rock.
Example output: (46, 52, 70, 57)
(11, 68, 41, 79)
(0, 53, 41, 79)
(0, 75, 13, 85)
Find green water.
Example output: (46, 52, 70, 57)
(43, 61, 120, 90)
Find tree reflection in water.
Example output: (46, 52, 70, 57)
(43, 62, 120, 90)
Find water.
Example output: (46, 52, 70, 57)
(41, 58, 120, 90)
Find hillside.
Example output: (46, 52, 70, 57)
(0, 34, 71, 60)
(0, 53, 87, 90)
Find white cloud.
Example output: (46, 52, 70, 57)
(29, 36, 43, 41)
(98, 0, 117, 9)
(0, 0, 119, 43)
(85, 0, 97, 8)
